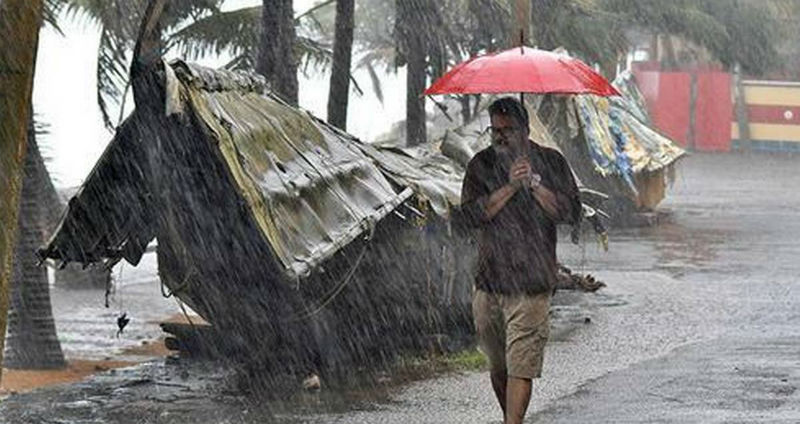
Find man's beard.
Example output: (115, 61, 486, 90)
(493, 143, 514, 170)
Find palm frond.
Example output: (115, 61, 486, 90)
(364, 60, 384, 103)
(66, 0, 223, 129)
(296, 35, 332, 77)
(95, 26, 130, 130)
(295, 0, 335, 38)
(167, 5, 260, 60)
(43, 0, 68, 34)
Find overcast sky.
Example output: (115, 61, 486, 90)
(34, 0, 406, 188)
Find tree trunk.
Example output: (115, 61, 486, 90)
(257, 0, 298, 106)
(0, 0, 44, 379)
(512, 0, 531, 47)
(459, 96, 472, 125)
(4, 113, 66, 369)
(530, 0, 556, 49)
(396, 0, 427, 146)
(326, 0, 355, 131)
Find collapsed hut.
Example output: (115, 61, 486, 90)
(40, 59, 484, 373)
(537, 71, 687, 223)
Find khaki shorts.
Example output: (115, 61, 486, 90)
(472, 289, 551, 379)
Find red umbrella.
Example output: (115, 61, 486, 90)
(424, 46, 620, 97)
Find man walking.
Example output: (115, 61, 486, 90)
(460, 97, 581, 424)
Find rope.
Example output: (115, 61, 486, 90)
(160, 266, 195, 298)
(286, 223, 374, 323)
(117, 262, 125, 312)
(173, 296, 198, 332)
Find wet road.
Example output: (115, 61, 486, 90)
(2, 152, 799, 423)
(290, 152, 800, 423)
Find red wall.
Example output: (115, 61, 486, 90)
(694, 72, 732, 151)
(653, 72, 691, 147)
(633, 64, 733, 152)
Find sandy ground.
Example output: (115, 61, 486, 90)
(1, 307, 194, 396)
(0, 360, 136, 395)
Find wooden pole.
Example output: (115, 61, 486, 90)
(511, 0, 531, 48)
(733, 63, 752, 152)
(514, 0, 531, 106)
(0, 0, 44, 380)
(687, 71, 698, 151)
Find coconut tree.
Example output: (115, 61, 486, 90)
(326, 0, 355, 130)
(0, 0, 45, 377)
(68, 0, 336, 128)
(394, 0, 430, 146)
(257, 0, 298, 106)
(3, 0, 79, 370)
(4, 115, 66, 369)
(2, 0, 107, 371)
(66, 0, 225, 129)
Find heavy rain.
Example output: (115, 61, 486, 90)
(1, 1, 799, 423)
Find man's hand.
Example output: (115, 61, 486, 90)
(509, 157, 533, 189)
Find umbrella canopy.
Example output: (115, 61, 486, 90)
(424, 46, 620, 97)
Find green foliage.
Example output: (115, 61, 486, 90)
(439, 348, 487, 371)
(696, 0, 786, 75)
(600, 0, 789, 75)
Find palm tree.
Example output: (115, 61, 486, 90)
(65, 0, 225, 128)
(326, 0, 355, 130)
(257, 0, 298, 106)
(2, 0, 108, 371)
(0, 0, 45, 377)
(4, 115, 66, 369)
(395, 0, 430, 146)
(67, 0, 336, 128)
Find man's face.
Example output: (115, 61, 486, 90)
(490, 113, 527, 157)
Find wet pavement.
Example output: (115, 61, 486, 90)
(2, 152, 799, 423)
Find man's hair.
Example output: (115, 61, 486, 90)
(488, 97, 529, 129)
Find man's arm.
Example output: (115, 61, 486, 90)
(483, 183, 519, 220)
(460, 156, 527, 227)
(531, 152, 581, 224)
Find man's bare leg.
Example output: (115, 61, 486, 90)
(490, 369, 508, 418)
(505, 376, 532, 424)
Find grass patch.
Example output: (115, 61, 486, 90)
(437, 348, 487, 371)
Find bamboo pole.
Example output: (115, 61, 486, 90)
(0, 0, 44, 380)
